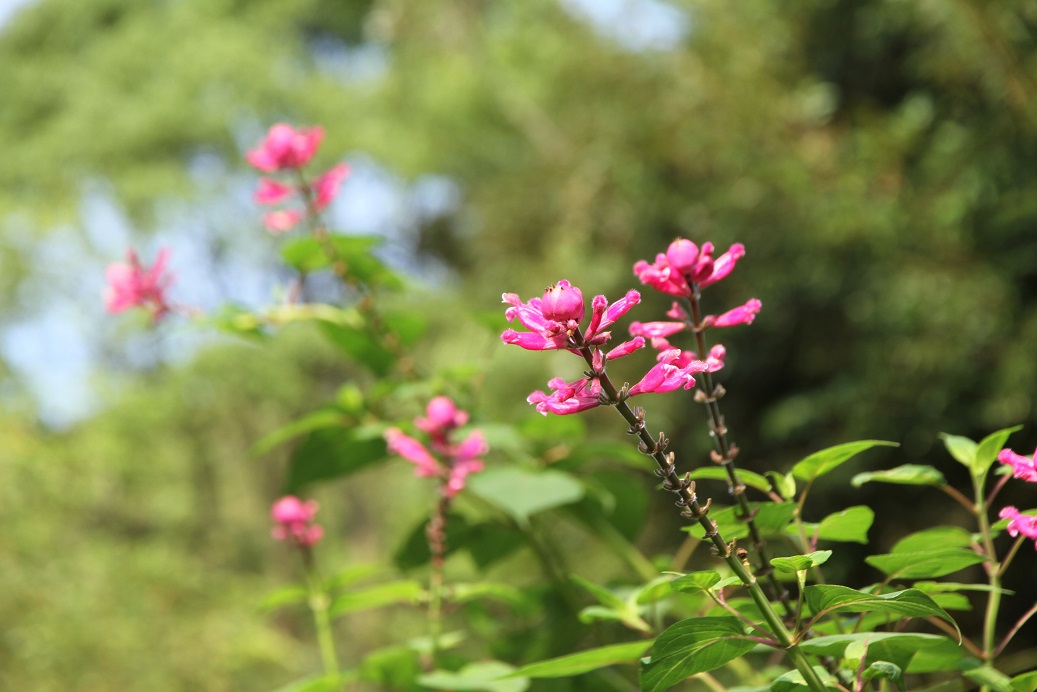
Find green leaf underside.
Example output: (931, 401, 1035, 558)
(852, 464, 947, 487)
(792, 440, 899, 482)
(639, 617, 757, 692)
(466, 467, 584, 524)
(507, 641, 652, 678)
(939, 433, 978, 469)
(669, 570, 722, 593)
(771, 550, 832, 573)
(804, 585, 960, 637)
(866, 549, 987, 579)
(689, 466, 772, 495)
(419, 661, 528, 692)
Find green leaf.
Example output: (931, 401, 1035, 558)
(963, 665, 1015, 692)
(797, 632, 948, 660)
(508, 641, 651, 678)
(975, 426, 1024, 477)
(904, 637, 968, 673)
(258, 585, 309, 613)
(272, 673, 346, 692)
(769, 667, 841, 691)
(689, 466, 773, 495)
(771, 551, 832, 573)
(940, 433, 978, 470)
(669, 571, 722, 594)
(852, 464, 947, 487)
(317, 320, 395, 376)
(466, 467, 584, 525)
(283, 426, 387, 492)
(281, 235, 402, 291)
(393, 514, 524, 571)
(419, 661, 529, 691)
(355, 645, 422, 688)
(571, 574, 627, 610)
(912, 581, 1013, 596)
(804, 585, 959, 637)
(252, 407, 348, 455)
(639, 617, 757, 692)
(449, 582, 532, 610)
(1011, 670, 1037, 692)
(866, 549, 987, 580)
(891, 526, 974, 553)
(767, 471, 797, 501)
(801, 506, 874, 544)
(634, 575, 681, 605)
(791, 440, 899, 482)
(328, 580, 425, 617)
(862, 661, 905, 691)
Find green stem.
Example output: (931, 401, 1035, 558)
(303, 550, 341, 680)
(974, 474, 1001, 689)
(425, 494, 451, 668)
(574, 338, 828, 692)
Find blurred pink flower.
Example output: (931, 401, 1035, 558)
(271, 495, 323, 547)
(104, 247, 174, 321)
(263, 209, 304, 234)
(247, 123, 324, 173)
(998, 448, 1037, 483)
(999, 506, 1037, 547)
(254, 178, 293, 205)
(313, 164, 350, 210)
(385, 397, 488, 497)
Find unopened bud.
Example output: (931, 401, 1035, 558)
(541, 280, 584, 323)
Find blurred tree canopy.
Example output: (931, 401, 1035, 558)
(2, 0, 1036, 688)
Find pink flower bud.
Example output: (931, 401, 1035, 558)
(665, 238, 700, 272)
(540, 280, 585, 323)
(271, 496, 318, 524)
(711, 298, 762, 328)
(263, 209, 304, 234)
(416, 396, 468, 435)
(313, 163, 350, 210)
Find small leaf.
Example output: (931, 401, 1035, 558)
(419, 661, 529, 692)
(508, 641, 651, 678)
(866, 550, 987, 580)
(689, 467, 773, 495)
(769, 667, 841, 691)
(852, 464, 947, 487)
(940, 433, 978, 470)
(1011, 670, 1037, 692)
(792, 440, 899, 483)
(767, 471, 797, 501)
(639, 617, 757, 692)
(466, 467, 584, 525)
(284, 426, 387, 492)
(669, 571, 722, 594)
(806, 506, 874, 544)
(571, 574, 627, 610)
(634, 575, 681, 605)
(804, 585, 959, 637)
(252, 407, 348, 455)
(975, 426, 1024, 478)
(258, 586, 309, 613)
(771, 551, 832, 573)
(862, 661, 905, 691)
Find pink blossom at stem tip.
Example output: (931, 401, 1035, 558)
(709, 298, 762, 328)
(246, 123, 324, 173)
(270, 495, 323, 547)
(999, 506, 1037, 547)
(104, 247, 174, 321)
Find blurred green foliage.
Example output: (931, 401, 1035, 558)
(2, 0, 1037, 688)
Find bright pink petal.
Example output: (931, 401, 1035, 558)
(385, 428, 441, 477)
(629, 321, 685, 339)
(255, 178, 294, 205)
(711, 298, 762, 328)
(501, 329, 567, 350)
(263, 209, 304, 234)
(606, 337, 645, 360)
(313, 163, 350, 210)
(998, 448, 1037, 483)
(1000, 506, 1037, 542)
(455, 430, 488, 461)
(700, 243, 745, 288)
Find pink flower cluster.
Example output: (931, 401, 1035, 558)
(271, 495, 324, 547)
(246, 123, 350, 234)
(998, 446, 1037, 549)
(502, 281, 712, 415)
(631, 238, 761, 346)
(385, 397, 487, 497)
(104, 247, 174, 322)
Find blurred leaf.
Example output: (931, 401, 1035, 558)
(767, 471, 797, 501)
(633, 575, 677, 605)
(357, 645, 423, 689)
(393, 514, 524, 572)
(467, 467, 584, 525)
(328, 580, 425, 618)
(792, 440, 899, 483)
(272, 674, 347, 692)
(852, 464, 947, 487)
(507, 641, 651, 679)
(324, 564, 383, 592)
(258, 585, 308, 613)
(905, 638, 969, 674)
(317, 321, 394, 376)
(963, 665, 1014, 692)
(771, 551, 832, 573)
(571, 574, 627, 610)
(1011, 670, 1037, 692)
(252, 407, 348, 455)
(798, 632, 947, 659)
(866, 550, 987, 580)
(639, 617, 757, 692)
(419, 661, 528, 691)
(689, 466, 772, 495)
(281, 235, 402, 291)
(804, 586, 959, 636)
(449, 582, 532, 610)
(283, 426, 386, 492)
(669, 570, 722, 594)
(939, 433, 978, 471)
(861, 662, 905, 691)
(769, 667, 841, 691)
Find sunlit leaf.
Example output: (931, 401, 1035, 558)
(799, 506, 874, 544)
(252, 407, 348, 455)
(891, 526, 974, 553)
(507, 641, 651, 678)
(771, 551, 832, 573)
(791, 440, 899, 482)
(669, 571, 722, 594)
(467, 467, 584, 525)
(804, 585, 959, 637)
(939, 433, 978, 470)
(852, 464, 947, 487)
(419, 661, 528, 691)
(866, 549, 987, 580)
(689, 466, 772, 495)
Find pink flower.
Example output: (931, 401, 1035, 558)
(527, 376, 605, 416)
(646, 340, 726, 372)
(708, 298, 762, 328)
(998, 448, 1037, 484)
(629, 320, 686, 339)
(246, 123, 324, 173)
(271, 495, 323, 547)
(385, 398, 488, 497)
(313, 164, 350, 211)
(633, 240, 746, 296)
(1000, 506, 1037, 547)
(385, 428, 441, 477)
(255, 178, 294, 205)
(263, 209, 305, 234)
(627, 349, 708, 396)
(104, 247, 174, 321)
(501, 282, 641, 351)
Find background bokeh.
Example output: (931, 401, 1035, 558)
(1, 0, 1036, 688)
